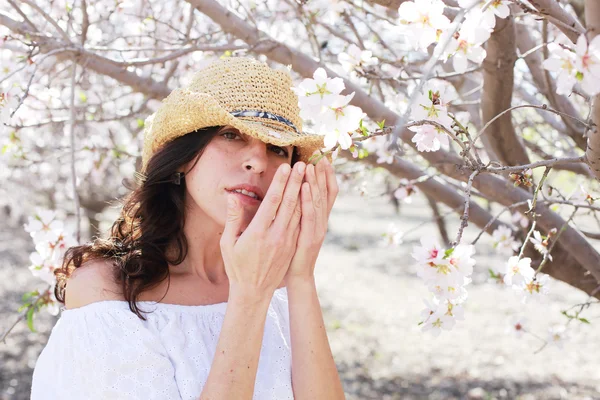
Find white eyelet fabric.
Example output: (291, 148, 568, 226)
(31, 287, 293, 400)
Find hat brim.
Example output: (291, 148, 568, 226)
(142, 88, 327, 171)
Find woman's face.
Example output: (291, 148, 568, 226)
(183, 125, 295, 229)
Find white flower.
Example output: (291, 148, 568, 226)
(381, 223, 404, 247)
(420, 300, 463, 335)
(319, 93, 365, 151)
(446, 244, 476, 277)
(492, 225, 520, 255)
(530, 230, 552, 261)
(293, 68, 345, 116)
(338, 44, 378, 73)
(398, 0, 451, 51)
(428, 279, 469, 302)
(521, 273, 551, 303)
(376, 148, 395, 164)
(547, 325, 568, 349)
(412, 236, 446, 266)
(0, 85, 20, 125)
(458, 0, 511, 29)
(511, 211, 529, 229)
(575, 34, 600, 96)
(394, 179, 418, 203)
(503, 256, 534, 287)
(28, 251, 58, 285)
(411, 90, 454, 129)
(542, 43, 577, 96)
(569, 184, 595, 205)
(24, 210, 64, 244)
(409, 124, 449, 152)
(439, 18, 490, 73)
(506, 316, 528, 338)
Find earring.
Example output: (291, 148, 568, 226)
(172, 172, 184, 185)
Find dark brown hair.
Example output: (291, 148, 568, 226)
(54, 126, 300, 320)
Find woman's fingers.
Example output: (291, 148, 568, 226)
(305, 164, 322, 234)
(249, 163, 291, 232)
(249, 162, 304, 233)
(323, 157, 338, 214)
(315, 158, 329, 225)
(300, 181, 317, 236)
(270, 162, 306, 233)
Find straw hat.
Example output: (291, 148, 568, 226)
(141, 56, 326, 172)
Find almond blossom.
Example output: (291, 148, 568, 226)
(411, 89, 454, 129)
(511, 211, 529, 229)
(0, 83, 19, 125)
(24, 209, 64, 244)
(458, 0, 511, 30)
(319, 93, 365, 150)
(542, 43, 578, 95)
(381, 223, 404, 247)
(506, 316, 528, 338)
(394, 179, 419, 203)
(412, 236, 446, 266)
(575, 34, 600, 96)
(420, 299, 464, 336)
(410, 124, 449, 152)
(530, 230, 552, 261)
(397, 0, 450, 51)
(292, 67, 345, 117)
(547, 325, 568, 349)
(338, 44, 378, 73)
(502, 256, 534, 287)
(521, 273, 551, 303)
(491, 225, 520, 255)
(444, 20, 490, 73)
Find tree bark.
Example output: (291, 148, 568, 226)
(481, 16, 530, 166)
(585, 0, 600, 181)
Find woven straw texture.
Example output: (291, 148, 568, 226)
(141, 57, 326, 171)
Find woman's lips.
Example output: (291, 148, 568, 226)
(226, 190, 261, 206)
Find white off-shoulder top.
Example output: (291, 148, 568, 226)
(31, 287, 293, 400)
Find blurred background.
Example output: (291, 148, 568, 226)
(2, 177, 599, 399)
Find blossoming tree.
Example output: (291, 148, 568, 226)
(1, 0, 599, 343)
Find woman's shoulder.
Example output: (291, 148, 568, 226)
(64, 259, 124, 310)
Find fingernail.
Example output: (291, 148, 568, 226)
(297, 162, 305, 175)
(282, 164, 291, 176)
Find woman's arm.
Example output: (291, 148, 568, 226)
(287, 276, 345, 400)
(200, 286, 272, 400)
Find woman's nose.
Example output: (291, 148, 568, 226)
(242, 142, 268, 173)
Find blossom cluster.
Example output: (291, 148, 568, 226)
(292, 68, 366, 152)
(543, 34, 600, 96)
(23, 209, 77, 315)
(398, 0, 511, 73)
(490, 255, 551, 304)
(411, 237, 476, 335)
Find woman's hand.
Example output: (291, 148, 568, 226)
(221, 162, 305, 300)
(284, 156, 338, 285)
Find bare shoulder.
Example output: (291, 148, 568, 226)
(64, 259, 124, 310)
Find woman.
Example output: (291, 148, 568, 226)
(30, 57, 344, 399)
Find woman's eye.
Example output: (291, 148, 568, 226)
(270, 145, 289, 157)
(221, 131, 240, 140)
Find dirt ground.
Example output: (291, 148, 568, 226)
(1, 187, 599, 399)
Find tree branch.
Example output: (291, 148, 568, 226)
(585, 0, 600, 180)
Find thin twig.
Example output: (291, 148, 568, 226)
(453, 169, 480, 246)
(69, 61, 81, 243)
(485, 156, 586, 174)
(526, 166, 552, 215)
(472, 104, 592, 146)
